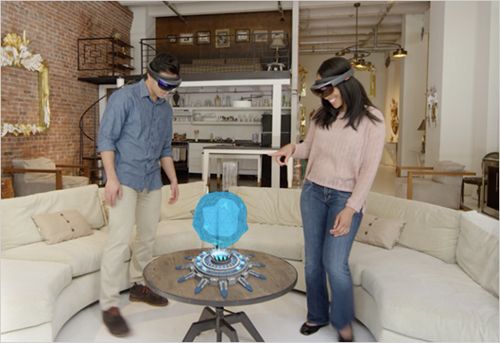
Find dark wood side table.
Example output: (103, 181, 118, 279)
(143, 249, 297, 342)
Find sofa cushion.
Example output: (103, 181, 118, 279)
(1, 184, 107, 251)
(349, 242, 445, 286)
(1, 259, 72, 333)
(31, 209, 93, 245)
(1, 230, 119, 277)
(457, 211, 499, 297)
(366, 192, 461, 263)
(133, 219, 203, 256)
(233, 223, 303, 261)
(229, 186, 302, 227)
(12, 157, 56, 181)
(354, 214, 406, 250)
(432, 160, 465, 185)
(160, 182, 207, 221)
(361, 263, 499, 342)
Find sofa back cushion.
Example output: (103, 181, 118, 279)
(456, 211, 499, 297)
(1, 184, 106, 251)
(366, 192, 462, 263)
(228, 186, 302, 226)
(160, 181, 207, 221)
(432, 160, 465, 185)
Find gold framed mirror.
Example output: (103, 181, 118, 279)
(1, 32, 50, 137)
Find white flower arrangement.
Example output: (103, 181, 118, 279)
(1, 31, 49, 137)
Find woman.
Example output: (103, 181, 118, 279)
(269, 57, 385, 342)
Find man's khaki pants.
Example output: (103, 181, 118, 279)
(100, 185, 161, 311)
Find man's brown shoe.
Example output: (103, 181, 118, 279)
(102, 307, 130, 337)
(129, 283, 169, 307)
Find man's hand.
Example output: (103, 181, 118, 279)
(105, 178, 122, 207)
(330, 206, 356, 237)
(168, 182, 179, 205)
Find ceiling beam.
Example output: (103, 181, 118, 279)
(300, 25, 402, 37)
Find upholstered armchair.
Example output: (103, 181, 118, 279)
(3, 157, 90, 197)
(395, 160, 475, 209)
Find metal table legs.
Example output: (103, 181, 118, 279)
(183, 306, 264, 342)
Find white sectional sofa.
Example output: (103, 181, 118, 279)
(1, 182, 498, 342)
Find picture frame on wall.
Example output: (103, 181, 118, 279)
(167, 35, 176, 44)
(196, 31, 211, 45)
(253, 29, 269, 42)
(215, 29, 230, 48)
(179, 33, 194, 45)
(235, 29, 250, 43)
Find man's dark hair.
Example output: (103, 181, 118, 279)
(149, 52, 180, 76)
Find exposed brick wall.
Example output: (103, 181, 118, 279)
(1, 1, 133, 174)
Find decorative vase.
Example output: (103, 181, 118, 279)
(173, 91, 180, 107)
(215, 95, 221, 107)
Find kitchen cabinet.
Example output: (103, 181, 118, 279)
(180, 78, 291, 186)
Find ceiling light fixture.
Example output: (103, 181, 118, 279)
(393, 47, 408, 58)
(333, 2, 408, 71)
(349, 3, 373, 72)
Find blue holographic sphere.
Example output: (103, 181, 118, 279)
(193, 192, 248, 248)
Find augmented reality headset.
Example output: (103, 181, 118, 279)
(147, 62, 182, 91)
(310, 68, 355, 97)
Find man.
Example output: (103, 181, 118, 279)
(97, 52, 181, 337)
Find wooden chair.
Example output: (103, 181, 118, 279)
(395, 161, 475, 209)
(461, 152, 499, 208)
(3, 158, 90, 197)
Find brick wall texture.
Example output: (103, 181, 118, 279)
(1, 1, 133, 173)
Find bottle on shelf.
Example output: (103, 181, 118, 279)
(210, 133, 213, 142)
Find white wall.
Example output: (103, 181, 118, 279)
(128, 6, 156, 75)
(399, 13, 429, 167)
(427, 1, 499, 173)
(383, 52, 401, 166)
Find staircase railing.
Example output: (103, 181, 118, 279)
(79, 92, 109, 186)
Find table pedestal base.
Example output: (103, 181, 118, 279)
(183, 306, 264, 342)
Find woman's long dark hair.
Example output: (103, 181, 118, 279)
(313, 57, 381, 130)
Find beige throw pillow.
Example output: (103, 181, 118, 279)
(355, 214, 406, 250)
(31, 209, 92, 245)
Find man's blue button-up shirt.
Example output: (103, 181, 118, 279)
(97, 79, 173, 193)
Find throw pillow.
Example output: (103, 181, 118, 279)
(12, 157, 56, 182)
(31, 209, 92, 245)
(355, 213, 406, 250)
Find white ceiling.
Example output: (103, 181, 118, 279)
(119, 1, 431, 54)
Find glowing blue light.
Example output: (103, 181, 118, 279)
(193, 192, 248, 248)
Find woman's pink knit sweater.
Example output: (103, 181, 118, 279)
(292, 106, 386, 213)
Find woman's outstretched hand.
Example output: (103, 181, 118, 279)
(268, 144, 296, 166)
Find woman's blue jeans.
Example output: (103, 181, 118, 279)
(300, 179, 363, 330)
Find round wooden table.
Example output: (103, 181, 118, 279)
(143, 249, 297, 342)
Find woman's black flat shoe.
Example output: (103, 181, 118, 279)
(300, 322, 328, 336)
(338, 330, 354, 342)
